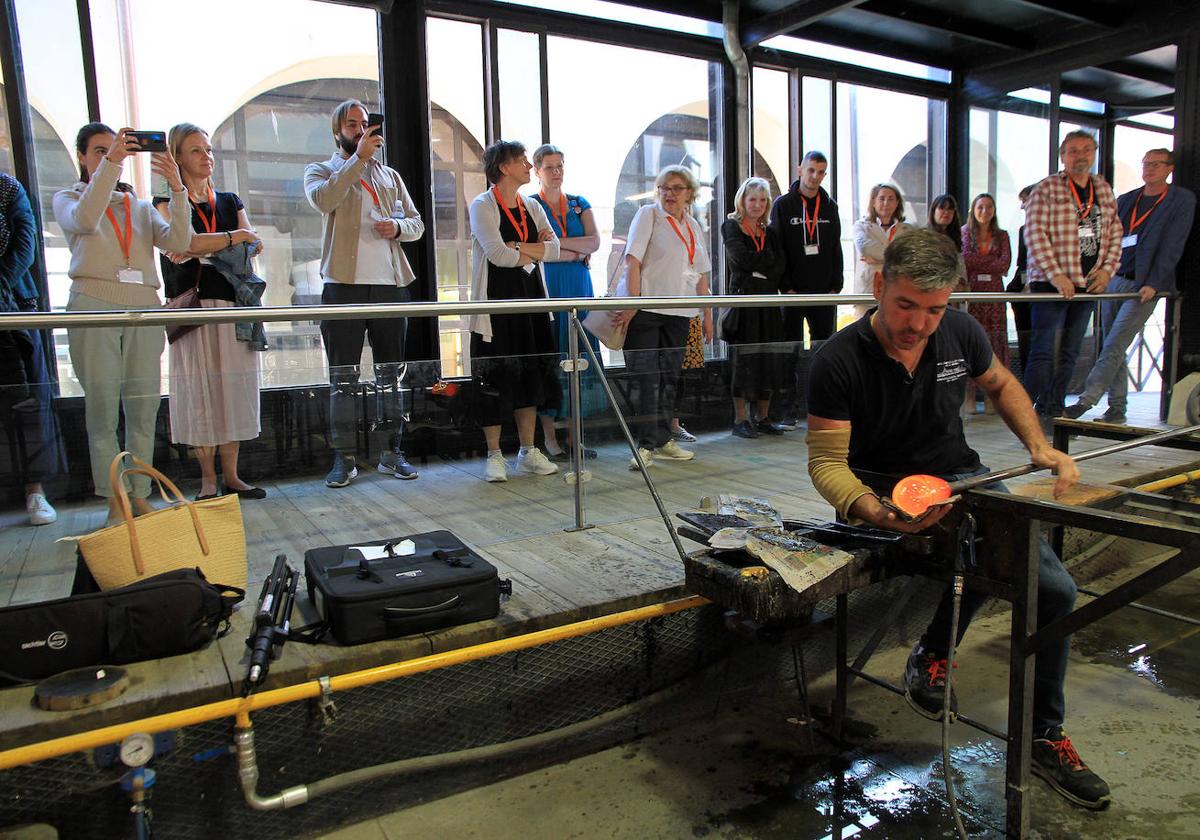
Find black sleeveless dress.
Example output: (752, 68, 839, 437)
(470, 201, 561, 425)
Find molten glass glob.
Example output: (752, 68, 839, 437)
(891, 474, 953, 518)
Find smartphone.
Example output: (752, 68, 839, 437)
(367, 113, 384, 140)
(127, 130, 167, 153)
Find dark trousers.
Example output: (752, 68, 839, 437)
(780, 304, 836, 418)
(918, 468, 1077, 733)
(320, 283, 409, 454)
(623, 311, 689, 449)
(1023, 290, 1094, 416)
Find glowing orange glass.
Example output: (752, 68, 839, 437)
(891, 474, 952, 518)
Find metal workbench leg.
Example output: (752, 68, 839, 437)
(791, 644, 816, 751)
(833, 593, 848, 741)
(1005, 520, 1040, 839)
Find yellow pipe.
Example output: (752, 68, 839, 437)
(1136, 468, 1200, 494)
(0, 595, 709, 772)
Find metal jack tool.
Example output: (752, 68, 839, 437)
(243, 554, 299, 696)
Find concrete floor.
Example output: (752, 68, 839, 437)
(311, 553, 1200, 840)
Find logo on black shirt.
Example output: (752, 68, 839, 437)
(936, 358, 968, 383)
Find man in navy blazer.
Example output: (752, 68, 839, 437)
(1065, 149, 1196, 424)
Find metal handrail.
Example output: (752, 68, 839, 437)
(0, 290, 1154, 330)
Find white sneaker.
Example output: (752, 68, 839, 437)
(26, 493, 57, 526)
(485, 451, 508, 483)
(516, 448, 559, 476)
(629, 447, 655, 471)
(653, 439, 695, 461)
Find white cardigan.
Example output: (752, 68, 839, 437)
(468, 189, 560, 341)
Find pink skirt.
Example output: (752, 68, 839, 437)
(168, 299, 262, 446)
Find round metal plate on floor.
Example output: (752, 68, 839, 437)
(34, 666, 129, 711)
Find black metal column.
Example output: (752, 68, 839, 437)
(380, 0, 438, 362)
(947, 78, 968, 206)
(1004, 518, 1039, 839)
(832, 592, 848, 740)
(1173, 30, 1200, 365)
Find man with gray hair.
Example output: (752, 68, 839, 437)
(805, 228, 1111, 810)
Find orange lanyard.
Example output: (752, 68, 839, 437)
(741, 219, 765, 252)
(1068, 177, 1094, 221)
(190, 188, 217, 234)
(803, 192, 820, 242)
(492, 187, 529, 242)
(540, 190, 569, 237)
(665, 214, 696, 265)
(1127, 187, 1168, 233)
(104, 194, 132, 265)
(885, 223, 898, 243)
(979, 233, 992, 255)
(360, 178, 382, 211)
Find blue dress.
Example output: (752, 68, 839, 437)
(532, 192, 608, 419)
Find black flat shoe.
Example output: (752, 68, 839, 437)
(232, 486, 267, 500)
(195, 492, 222, 501)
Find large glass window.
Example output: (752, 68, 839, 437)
(801, 76, 833, 192)
(968, 108, 1051, 252)
(834, 83, 946, 295)
(752, 67, 789, 196)
(497, 28, 543, 148)
(82, 0, 380, 391)
(1113, 123, 1174, 196)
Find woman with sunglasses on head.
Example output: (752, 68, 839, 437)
(155, 123, 264, 501)
(530, 144, 606, 462)
(613, 165, 712, 470)
(53, 123, 193, 524)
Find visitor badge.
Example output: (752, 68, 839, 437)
(805, 244, 820, 256)
(118, 268, 144, 285)
(1078, 227, 1095, 239)
(523, 263, 536, 275)
(683, 266, 700, 286)
(977, 274, 990, 284)
(1121, 234, 1138, 249)
(752, 271, 767, 279)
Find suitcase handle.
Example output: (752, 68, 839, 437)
(384, 596, 459, 616)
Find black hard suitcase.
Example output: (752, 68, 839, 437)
(304, 531, 510, 645)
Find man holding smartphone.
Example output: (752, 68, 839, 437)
(305, 99, 425, 488)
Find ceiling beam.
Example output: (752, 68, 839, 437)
(965, 3, 1193, 95)
(857, 0, 1033, 51)
(742, 0, 869, 49)
(1093, 60, 1177, 89)
(1004, 0, 1122, 28)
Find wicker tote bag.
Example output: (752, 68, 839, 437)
(71, 452, 248, 590)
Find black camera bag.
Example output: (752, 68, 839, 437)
(0, 567, 244, 684)
(304, 530, 510, 645)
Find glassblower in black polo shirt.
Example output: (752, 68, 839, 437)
(805, 228, 1111, 810)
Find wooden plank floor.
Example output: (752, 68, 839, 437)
(1, 391, 1196, 749)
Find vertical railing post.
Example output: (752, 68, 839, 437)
(564, 309, 592, 532)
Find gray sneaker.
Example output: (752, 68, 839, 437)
(325, 453, 358, 488)
(378, 449, 419, 480)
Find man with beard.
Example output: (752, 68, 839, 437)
(805, 228, 1112, 811)
(305, 100, 425, 487)
(769, 151, 842, 428)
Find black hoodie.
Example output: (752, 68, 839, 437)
(768, 181, 843, 294)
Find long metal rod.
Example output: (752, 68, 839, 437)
(1076, 587, 1200, 627)
(573, 318, 690, 563)
(846, 668, 1009, 741)
(566, 309, 587, 531)
(950, 423, 1200, 495)
(0, 594, 710, 771)
(0, 291, 1153, 330)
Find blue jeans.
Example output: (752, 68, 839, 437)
(1075, 276, 1157, 414)
(1023, 295, 1095, 416)
(918, 467, 1077, 733)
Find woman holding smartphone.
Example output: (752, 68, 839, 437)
(156, 123, 263, 500)
(53, 123, 193, 524)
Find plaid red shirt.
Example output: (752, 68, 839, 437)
(1025, 171, 1123, 287)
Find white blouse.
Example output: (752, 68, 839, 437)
(625, 204, 711, 318)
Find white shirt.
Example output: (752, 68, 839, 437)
(625, 205, 711, 318)
(339, 186, 396, 285)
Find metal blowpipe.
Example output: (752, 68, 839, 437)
(892, 423, 1200, 517)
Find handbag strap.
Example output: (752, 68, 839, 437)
(106, 452, 213, 576)
(607, 206, 657, 297)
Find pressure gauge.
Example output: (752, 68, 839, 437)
(119, 733, 155, 768)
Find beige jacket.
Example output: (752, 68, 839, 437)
(303, 152, 424, 286)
